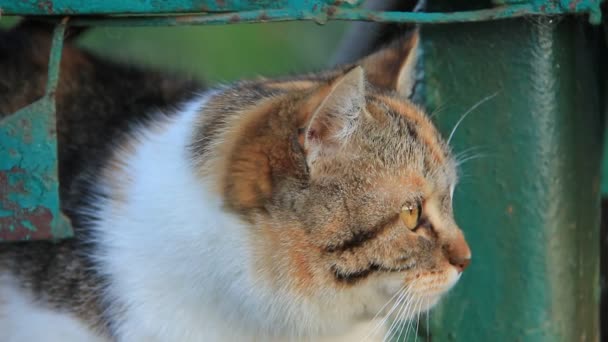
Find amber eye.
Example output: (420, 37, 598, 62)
(400, 203, 421, 230)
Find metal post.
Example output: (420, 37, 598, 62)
(420, 17, 602, 341)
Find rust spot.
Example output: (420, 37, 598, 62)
(37, 0, 54, 13)
(0, 207, 54, 241)
(19, 118, 33, 144)
(569, 0, 581, 10)
(258, 12, 269, 21)
(216, 0, 226, 8)
(325, 6, 337, 17)
(506, 205, 514, 215)
(367, 14, 382, 22)
(0, 168, 53, 240)
(229, 14, 240, 23)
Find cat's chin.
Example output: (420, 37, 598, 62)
(372, 266, 461, 320)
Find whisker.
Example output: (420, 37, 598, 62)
(372, 285, 407, 321)
(426, 299, 430, 342)
(414, 298, 422, 342)
(365, 287, 408, 341)
(393, 291, 418, 342)
(375, 288, 410, 342)
(382, 280, 419, 342)
(428, 102, 453, 120)
(447, 91, 500, 145)
(379, 279, 420, 342)
(383, 289, 413, 342)
(453, 146, 488, 161)
(395, 301, 410, 342)
(454, 145, 487, 156)
(456, 153, 488, 167)
(401, 297, 420, 342)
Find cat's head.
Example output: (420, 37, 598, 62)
(197, 30, 470, 335)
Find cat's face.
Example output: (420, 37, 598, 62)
(284, 90, 468, 310)
(199, 31, 470, 328)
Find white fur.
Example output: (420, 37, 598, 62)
(0, 277, 106, 342)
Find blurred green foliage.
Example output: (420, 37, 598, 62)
(79, 22, 348, 84)
(1, 16, 347, 84)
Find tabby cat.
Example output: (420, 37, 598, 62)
(0, 22, 470, 342)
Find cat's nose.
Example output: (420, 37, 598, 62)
(449, 255, 471, 273)
(443, 230, 471, 273)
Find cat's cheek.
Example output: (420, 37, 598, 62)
(445, 266, 462, 289)
(428, 269, 460, 306)
(379, 274, 408, 296)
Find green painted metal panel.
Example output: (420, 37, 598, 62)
(420, 17, 601, 341)
(0, 21, 72, 241)
(0, 99, 72, 240)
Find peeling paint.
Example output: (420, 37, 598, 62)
(0, 0, 603, 25)
(0, 22, 72, 241)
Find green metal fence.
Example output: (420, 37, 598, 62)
(0, 0, 605, 340)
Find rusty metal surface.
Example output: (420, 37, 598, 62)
(0, 20, 72, 241)
(0, 0, 603, 25)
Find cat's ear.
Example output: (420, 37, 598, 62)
(300, 66, 365, 168)
(359, 29, 419, 99)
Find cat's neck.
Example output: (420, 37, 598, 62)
(92, 92, 254, 340)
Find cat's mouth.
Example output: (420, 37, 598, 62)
(331, 262, 414, 284)
(373, 266, 461, 319)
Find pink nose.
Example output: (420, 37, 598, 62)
(449, 256, 471, 273)
(444, 230, 471, 273)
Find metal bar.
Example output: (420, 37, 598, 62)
(0, 0, 346, 15)
(45, 17, 69, 96)
(1, 0, 602, 24)
(420, 17, 602, 341)
(41, 4, 603, 27)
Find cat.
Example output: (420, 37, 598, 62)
(0, 21, 471, 342)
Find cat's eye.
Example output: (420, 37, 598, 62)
(400, 203, 421, 230)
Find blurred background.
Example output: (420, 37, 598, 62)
(1, 17, 348, 82)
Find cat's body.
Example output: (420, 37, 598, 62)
(0, 23, 470, 342)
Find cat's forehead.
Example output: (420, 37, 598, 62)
(352, 94, 456, 185)
(348, 166, 456, 202)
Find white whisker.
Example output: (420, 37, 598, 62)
(365, 286, 408, 341)
(428, 102, 452, 120)
(426, 298, 430, 342)
(454, 146, 487, 162)
(383, 290, 413, 342)
(401, 297, 419, 342)
(372, 285, 407, 321)
(447, 91, 500, 145)
(414, 298, 422, 342)
(393, 290, 418, 342)
(378, 279, 420, 342)
(456, 153, 488, 167)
